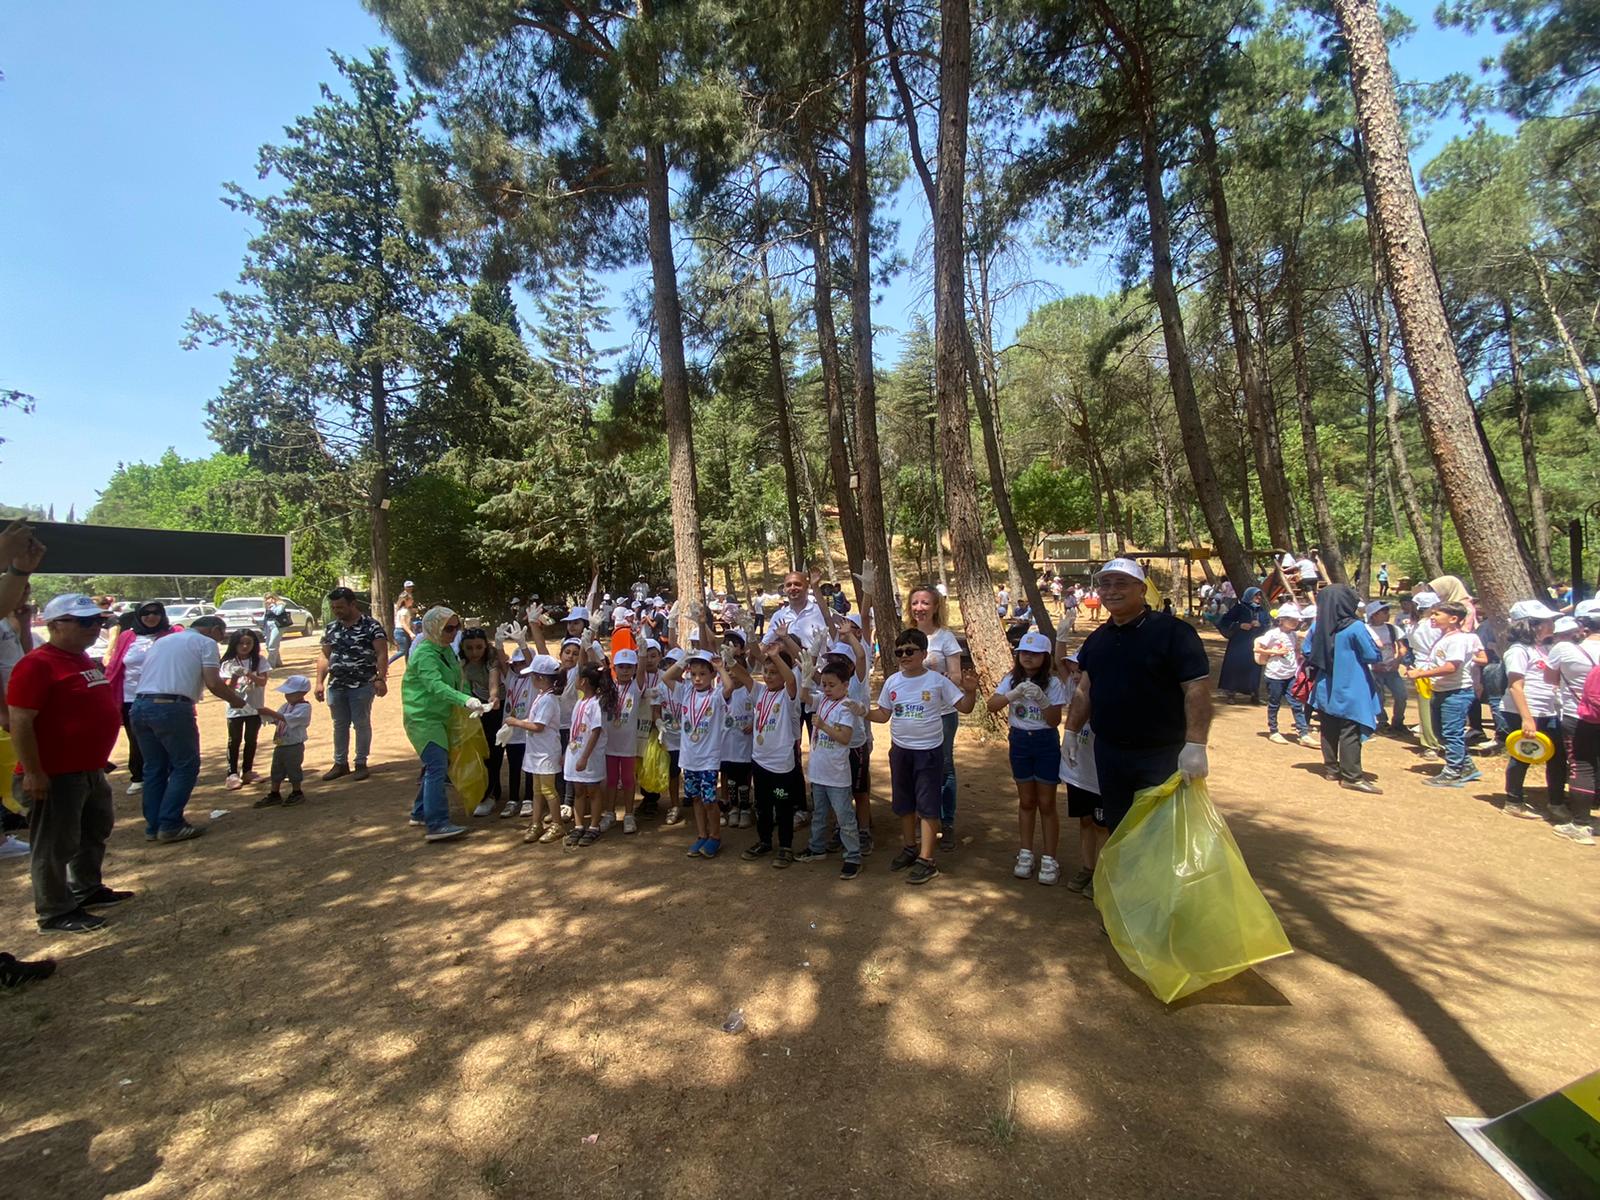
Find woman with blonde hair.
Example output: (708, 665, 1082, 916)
(905, 583, 965, 850)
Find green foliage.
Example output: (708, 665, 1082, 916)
(1010, 459, 1093, 540)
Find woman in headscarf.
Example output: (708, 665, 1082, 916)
(105, 601, 174, 795)
(1427, 576, 1478, 632)
(1217, 586, 1267, 702)
(401, 606, 482, 843)
(1308, 584, 1383, 793)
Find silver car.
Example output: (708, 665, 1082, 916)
(218, 596, 317, 637)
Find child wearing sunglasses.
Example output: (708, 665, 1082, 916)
(853, 627, 978, 884)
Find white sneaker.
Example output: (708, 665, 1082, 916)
(1553, 822, 1597, 846)
(1297, 735, 1319, 749)
(793, 809, 810, 829)
(1268, 732, 1289, 745)
(472, 798, 496, 818)
(560, 803, 574, 822)
(623, 814, 638, 834)
(519, 800, 534, 818)
(499, 800, 517, 818)
(127, 781, 143, 795)
(1038, 855, 1061, 886)
(598, 812, 615, 833)
(664, 806, 682, 826)
(1013, 849, 1035, 879)
(739, 810, 753, 828)
(0, 835, 28, 859)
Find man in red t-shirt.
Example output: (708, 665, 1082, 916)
(7, 592, 128, 933)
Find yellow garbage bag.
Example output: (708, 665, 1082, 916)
(0, 729, 19, 815)
(447, 707, 489, 822)
(1095, 771, 1292, 1003)
(638, 733, 669, 794)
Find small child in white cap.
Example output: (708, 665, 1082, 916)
(257, 675, 313, 808)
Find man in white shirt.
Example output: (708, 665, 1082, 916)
(129, 615, 247, 844)
(762, 570, 828, 650)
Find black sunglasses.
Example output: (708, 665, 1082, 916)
(894, 646, 920, 658)
(60, 614, 105, 629)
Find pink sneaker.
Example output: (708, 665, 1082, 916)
(226, 774, 243, 791)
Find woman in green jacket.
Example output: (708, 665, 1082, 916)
(404, 606, 483, 842)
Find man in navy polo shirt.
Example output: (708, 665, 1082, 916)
(1064, 559, 1213, 863)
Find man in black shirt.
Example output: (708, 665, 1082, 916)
(1064, 559, 1213, 850)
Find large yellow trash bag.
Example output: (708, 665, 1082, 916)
(0, 729, 19, 815)
(638, 733, 669, 794)
(447, 707, 489, 822)
(1095, 771, 1292, 1003)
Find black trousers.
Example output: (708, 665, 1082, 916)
(1320, 714, 1366, 783)
(754, 762, 804, 849)
(227, 714, 261, 776)
(122, 700, 144, 783)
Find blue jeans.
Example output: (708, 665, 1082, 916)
(1373, 668, 1407, 728)
(327, 682, 375, 767)
(1432, 688, 1474, 773)
(388, 626, 412, 665)
(1264, 677, 1309, 736)
(263, 622, 283, 668)
(939, 711, 958, 826)
(409, 742, 450, 831)
(808, 783, 861, 863)
(130, 697, 201, 835)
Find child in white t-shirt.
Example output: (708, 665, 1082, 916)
(732, 643, 803, 864)
(220, 629, 271, 790)
(256, 675, 312, 808)
(504, 654, 565, 843)
(984, 631, 1068, 885)
(658, 648, 688, 826)
(563, 665, 617, 846)
(857, 627, 977, 885)
(662, 647, 735, 859)
(796, 660, 864, 877)
(1401, 601, 1485, 785)
(1254, 603, 1311, 745)
(718, 631, 756, 829)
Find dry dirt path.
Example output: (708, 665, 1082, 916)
(2, 630, 1595, 1199)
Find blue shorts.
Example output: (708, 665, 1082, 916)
(683, 769, 718, 804)
(1008, 726, 1062, 783)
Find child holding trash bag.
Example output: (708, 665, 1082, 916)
(987, 631, 1069, 886)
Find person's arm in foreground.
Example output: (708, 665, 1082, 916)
(1179, 678, 1213, 779)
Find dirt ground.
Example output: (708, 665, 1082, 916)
(2, 626, 1596, 1200)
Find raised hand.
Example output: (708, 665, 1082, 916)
(853, 557, 880, 594)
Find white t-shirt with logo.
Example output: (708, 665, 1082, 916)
(1547, 640, 1600, 717)
(1430, 630, 1484, 693)
(807, 693, 859, 787)
(135, 630, 221, 702)
(659, 680, 690, 751)
(721, 685, 753, 764)
(565, 695, 608, 783)
(522, 691, 562, 774)
(1255, 628, 1300, 682)
(1502, 643, 1561, 720)
(876, 670, 965, 751)
(749, 683, 798, 774)
(606, 680, 640, 758)
(219, 658, 266, 717)
(677, 685, 728, 772)
(997, 672, 1069, 731)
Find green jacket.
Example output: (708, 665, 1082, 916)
(402, 639, 473, 755)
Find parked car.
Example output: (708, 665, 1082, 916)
(218, 596, 317, 637)
(164, 602, 219, 628)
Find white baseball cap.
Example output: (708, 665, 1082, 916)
(403, 580, 414, 588)
(844, 611, 863, 628)
(565, 606, 591, 623)
(612, 649, 638, 666)
(1412, 591, 1441, 609)
(1017, 631, 1052, 654)
(1276, 603, 1302, 620)
(1574, 599, 1600, 620)
(642, 638, 661, 651)
(42, 593, 106, 621)
(1510, 600, 1560, 621)
(522, 653, 562, 675)
(561, 637, 583, 649)
(828, 640, 860, 662)
(664, 647, 685, 664)
(1095, 558, 1146, 583)
(276, 674, 312, 693)
(1554, 616, 1580, 634)
(688, 650, 717, 665)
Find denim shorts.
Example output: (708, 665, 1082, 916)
(1008, 726, 1062, 783)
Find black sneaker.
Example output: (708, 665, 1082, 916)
(349, 765, 370, 782)
(839, 861, 861, 880)
(890, 845, 918, 871)
(0, 952, 56, 987)
(772, 847, 794, 869)
(39, 909, 107, 934)
(283, 790, 306, 807)
(253, 792, 282, 808)
(156, 824, 205, 844)
(794, 848, 829, 863)
(907, 858, 940, 885)
(78, 886, 134, 907)
(939, 823, 955, 852)
(741, 842, 773, 861)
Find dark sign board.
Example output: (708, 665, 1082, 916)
(23, 522, 292, 578)
(1449, 1068, 1600, 1199)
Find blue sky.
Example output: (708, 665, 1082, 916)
(0, 1, 1503, 516)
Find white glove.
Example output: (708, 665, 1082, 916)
(655, 718, 670, 737)
(853, 557, 879, 594)
(667, 599, 682, 625)
(526, 603, 546, 626)
(1013, 681, 1046, 707)
(494, 723, 515, 746)
(579, 627, 594, 651)
(1178, 742, 1209, 780)
(796, 650, 815, 682)
(720, 642, 736, 667)
(1063, 732, 1080, 768)
(845, 699, 867, 717)
(807, 627, 828, 658)
(493, 622, 515, 643)
(464, 697, 487, 718)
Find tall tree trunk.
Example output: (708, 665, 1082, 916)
(1199, 117, 1294, 552)
(1358, 147, 1442, 579)
(1471, 401, 1542, 587)
(1532, 258, 1600, 437)
(803, 154, 865, 584)
(1357, 318, 1379, 591)
(1133, 102, 1252, 590)
(847, 0, 901, 662)
(1503, 298, 1555, 585)
(644, 142, 705, 635)
(1429, 481, 1445, 571)
(1237, 390, 1253, 552)
(1333, 0, 1535, 617)
(933, 0, 1010, 689)
(367, 363, 392, 630)
(798, 444, 835, 579)
(885, 0, 1053, 638)
(754, 169, 807, 569)
(1285, 261, 1348, 582)
(927, 416, 950, 595)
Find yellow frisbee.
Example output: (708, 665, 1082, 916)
(1506, 730, 1555, 765)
